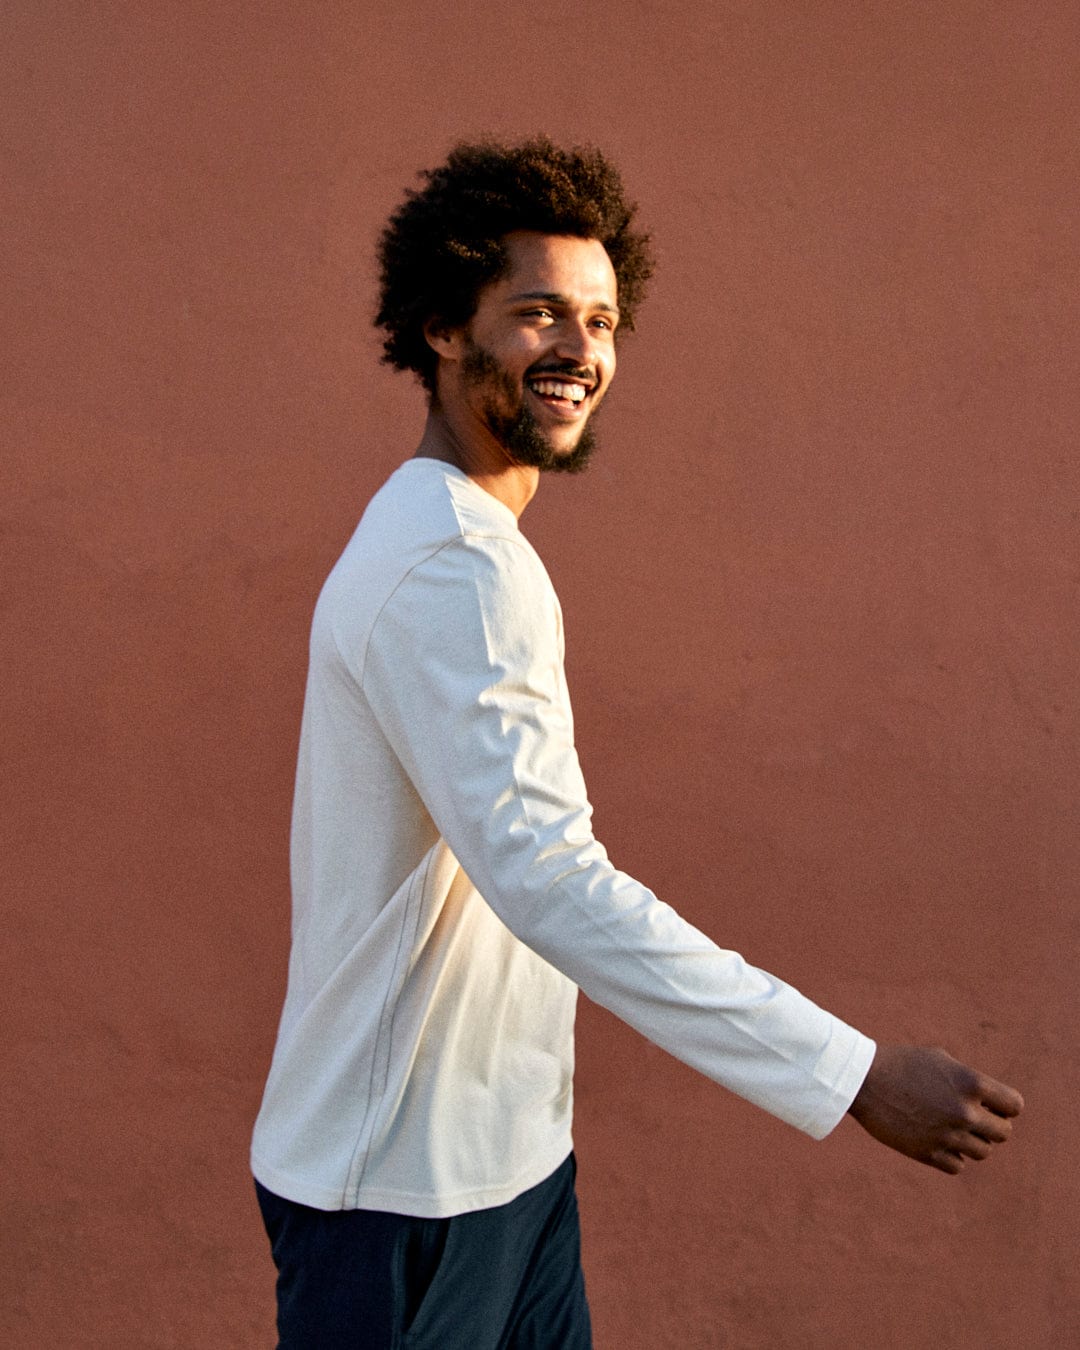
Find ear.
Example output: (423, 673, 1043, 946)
(423, 317, 464, 362)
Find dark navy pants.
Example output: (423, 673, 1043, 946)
(255, 1154, 592, 1349)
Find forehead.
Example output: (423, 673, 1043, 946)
(492, 231, 618, 308)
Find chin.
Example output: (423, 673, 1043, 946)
(500, 410, 598, 476)
(543, 440, 595, 474)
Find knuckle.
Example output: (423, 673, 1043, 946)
(956, 1101, 981, 1129)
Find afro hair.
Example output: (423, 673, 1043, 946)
(375, 137, 653, 393)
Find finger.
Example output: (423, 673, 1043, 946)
(953, 1132, 993, 1162)
(978, 1076, 1024, 1118)
(971, 1110, 1013, 1145)
(928, 1149, 965, 1176)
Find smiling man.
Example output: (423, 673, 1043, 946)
(251, 139, 1022, 1349)
(423, 228, 616, 495)
(440, 229, 617, 479)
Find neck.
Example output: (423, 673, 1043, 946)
(413, 405, 539, 520)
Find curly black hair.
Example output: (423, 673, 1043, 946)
(375, 137, 654, 393)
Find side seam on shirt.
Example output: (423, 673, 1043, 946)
(340, 844, 439, 1207)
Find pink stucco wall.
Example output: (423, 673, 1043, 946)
(5, 3, 1077, 1346)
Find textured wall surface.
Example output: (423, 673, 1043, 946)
(4, 3, 1077, 1346)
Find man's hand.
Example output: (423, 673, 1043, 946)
(847, 1044, 1024, 1174)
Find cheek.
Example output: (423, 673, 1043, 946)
(510, 335, 547, 371)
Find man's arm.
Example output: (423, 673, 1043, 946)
(362, 535, 876, 1137)
(362, 533, 1022, 1157)
(848, 1044, 1024, 1173)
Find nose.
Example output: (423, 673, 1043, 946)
(553, 316, 597, 367)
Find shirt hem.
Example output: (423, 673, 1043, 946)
(251, 1137, 574, 1217)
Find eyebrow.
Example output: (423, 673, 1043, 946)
(508, 290, 621, 316)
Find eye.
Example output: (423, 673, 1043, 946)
(524, 307, 554, 320)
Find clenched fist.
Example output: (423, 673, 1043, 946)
(848, 1045, 1024, 1174)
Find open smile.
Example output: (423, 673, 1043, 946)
(525, 375, 596, 419)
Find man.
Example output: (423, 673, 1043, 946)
(251, 139, 1023, 1348)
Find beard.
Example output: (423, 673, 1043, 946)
(460, 338, 598, 475)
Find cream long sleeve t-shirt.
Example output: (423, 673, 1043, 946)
(251, 458, 876, 1217)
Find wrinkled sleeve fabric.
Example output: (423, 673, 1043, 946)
(360, 531, 874, 1139)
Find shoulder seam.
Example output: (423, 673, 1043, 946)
(355, 534, 540, 691)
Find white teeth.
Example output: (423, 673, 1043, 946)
(530, 379, 587, 404)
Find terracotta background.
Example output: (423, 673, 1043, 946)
(5, 3, 1078, 1346)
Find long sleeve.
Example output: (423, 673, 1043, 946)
(361, 532, 874, 1140)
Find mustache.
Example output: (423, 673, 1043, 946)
(525, 362, 596, 382)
